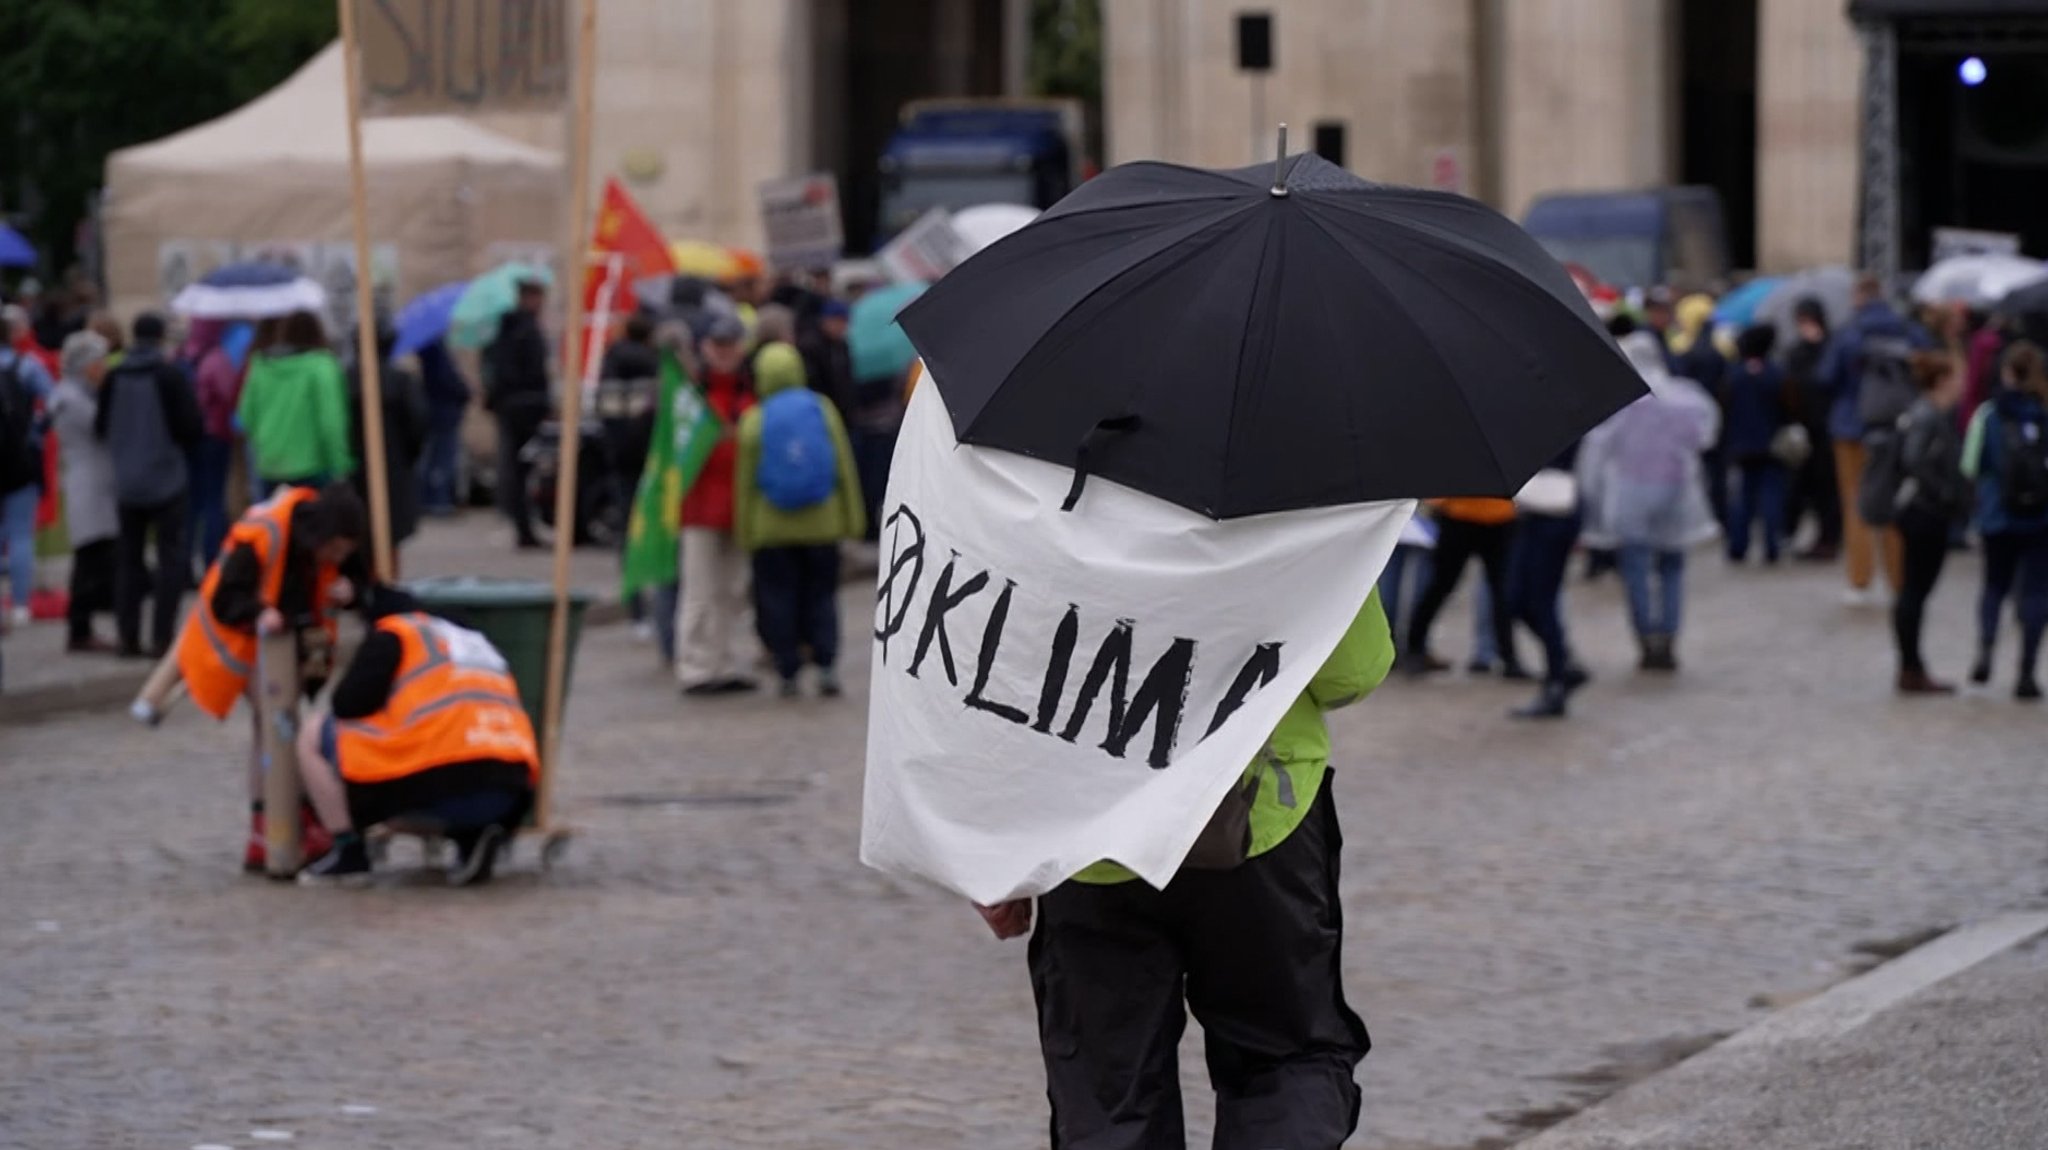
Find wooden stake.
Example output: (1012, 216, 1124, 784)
(258, 631, 305, 878)
(337, 0, 395, 583)
(537, 0, 600, 829)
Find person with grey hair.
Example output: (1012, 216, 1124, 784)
(49, 331, 119, 651)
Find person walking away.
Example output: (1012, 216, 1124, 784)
(797, 298, 858, 422)
(1722, 325, 1793, 564)
(1832, 275, 1925, 605)
(0, 309, 54, 624)
(1377, 511, 1436, 648)
(1961, 340, 2048, 699)
(179, 483, 368, 871)
(48, 331, 119, 652)
(1670, 293, 1731, 532)
(1505, 447, 1588, 718)
(345, 320, 428, 567)
(978, 591, 1392, 1148)
(294, 592, 538, 886)
(1782, 299, 1843, 560)
(415, 342, 471, 517)
(1579, 331, 1723, 670)
(238, 311, 354, 495)
(1403, 496, 1524, 677)
(732, 343, 864, 698)
(185, 319, 244, 568)
(675, 314, 758, 695)
(1871, 353, 1973, 694)
(95, 314, 203, 658)
(484, 277, 552, 549)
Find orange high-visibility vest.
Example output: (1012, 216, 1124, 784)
(175, 487, 337, 720)
(333, 613, 540, 787)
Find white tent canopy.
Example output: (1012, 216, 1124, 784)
(105, 43, 565, 327)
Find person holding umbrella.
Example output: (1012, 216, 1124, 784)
(883, 147, 1644, 1148)
(238, 311, 354, 495)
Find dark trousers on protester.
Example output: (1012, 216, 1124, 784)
(851, 427, 898, 543)
(1030, 776, 1368, 1150)
(1406, 519, 1517, 668)
(1892, 509, 1951, 677)
(67, 538, 116, 646)
(496, 411, 543, 545)
(116, 496, 187, 656)
(1785, 424, 1842, 552)
(751, 543, 841, 681)
(1728, 458, 1788, 563)
(189, 435, 233, 570)
(1979, 530, 2048, 681)
(1505, 513, 1579, 682)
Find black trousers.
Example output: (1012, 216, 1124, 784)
(67, 537, 116, 644)
(1892, 508, 1951, 676)
(1785, 421, 1842, 549)
(116, 497, 187, 655)
(751, 543, 841, 680)
(496, 411, 543, 542)
(1406, 518, 1518, 668)
(1030, 776, 1368, 1150)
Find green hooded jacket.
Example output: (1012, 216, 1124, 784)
(237, 348, 355, 482)
(1073, 587, 1395, 885)
(733, 343, 868, 551)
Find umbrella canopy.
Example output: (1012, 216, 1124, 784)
(171, 260, 326, 319)
(449, 261, 553, 349)
(1912, 253, 2046, 308)
(1754, 267, 1855, 348)
(1997, 278, 2048, 347)
(849, 281, 928, 383)
(0, 224, 35, 269)
(899, 153, 1644, 518)
(669, 240, 740, 281)
(954, 203, 1041, 256)
(1712, 276, 1783, 328)
(391, 280, 467, 358)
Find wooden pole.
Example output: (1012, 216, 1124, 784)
(537, 0, 600, 829)
(337, 0, 396, 582)
(258, 631, 305, 878)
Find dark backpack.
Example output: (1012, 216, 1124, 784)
(755, 389, 837, 512)
(1997, 410, 2048, 521)
(1857, 415, 1910, 528)
(1855, 336, 1918, 430)
(0, 359, 42, 495)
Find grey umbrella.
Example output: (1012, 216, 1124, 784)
(1753, 266, 1854, 345)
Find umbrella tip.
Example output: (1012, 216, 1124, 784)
(1271, 123, 1290, 197)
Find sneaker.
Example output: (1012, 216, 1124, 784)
(1896, 669, 1957, 696)
(244, 812, 268, 874)
(297, 837, 373, 886)
(1406, 652, 1451, 677)
(447, 824, 506, 887)
(631, 620, 656, 644)
(817, 669, 843, 698)
(1841, 586, 1881, 609)
(2018, 677, 2043, 703)
(779, 677, 801, 699)
(1499, 662, 1534, 682)
(1509, 681, 1569, 720)
(1970, 651, 1993, 686)
(299, 804, 334, 862)
(1640, 634, 1679, 673)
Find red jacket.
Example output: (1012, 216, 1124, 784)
(679, 368, 755, 531)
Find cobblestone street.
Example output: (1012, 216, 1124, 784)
(6, 551, 2046, 1149)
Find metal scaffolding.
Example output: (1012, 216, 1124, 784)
(1856, 18, 1900, 281)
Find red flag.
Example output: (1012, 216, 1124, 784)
(580, 180, 674, 371)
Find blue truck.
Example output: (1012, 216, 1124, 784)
(875, 99, 1086, 246)
(1522, 186, 1731, 290)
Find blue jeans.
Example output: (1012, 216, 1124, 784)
(419, 416, 464, 513)
(1728, 459, 1788, 562)
(649, 581, 679, 665)
(2, 484, 39, 608)
(1470, 578, 1498, 666)
(1376, 545, 1432, 650)
(1618, 545, 1686, 638)
(1505, 513, 1580, 681)
(189, 436, 234, 566)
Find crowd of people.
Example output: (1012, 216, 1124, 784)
(1386, 273, 2048, 717)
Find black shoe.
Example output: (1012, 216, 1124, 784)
(1466, 658, 1495, 676)
(817, 669, 843, 698)
(297, 837, 372, 886)
(1500, 662, 1534, 682)
(515, 535, 545, 551)
(682, 681, 725, 697)
(448, 824, 506, 887)
(718, 677, 760, 695)
(1406, 652, 1450, 677)
(1560, 663, 1592, 693)
(1641, 634, 1679, 673)
(2018, 677, 2043, 703)
(1970, 650, 1993, 686)
(1511, 682, 1569, 720)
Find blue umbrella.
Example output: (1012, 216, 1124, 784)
(849, 281, 928, 383)
(172, 260, 326, 319)
(0, 224, 35, 269)
(391, 280, 467, 358)
(1711, 276, 1781, 328)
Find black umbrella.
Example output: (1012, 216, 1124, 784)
(898, 149, 1645, 518)
(1997, 278, 2048, 348)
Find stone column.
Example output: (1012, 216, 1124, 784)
(1755, 0, 1863, 272)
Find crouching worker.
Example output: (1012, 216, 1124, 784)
(295, 590, 539, 886)
(176, 481, 368, 872)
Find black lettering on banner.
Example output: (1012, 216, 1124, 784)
(908, 555, 990, 686)
(874, 504, 926, 661)
(1032, 604, 1081, 733)
(1059, 622, 1199, 770)
(963, 581, 1030, 725)
(444, 0, 488, 104)
(367, 0, 427, 100)
(1206, 641, 1284, 736)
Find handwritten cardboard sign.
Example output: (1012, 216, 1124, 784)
(355, 0, 568, 117)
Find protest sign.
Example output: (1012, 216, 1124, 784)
(758, 172, 844, 272)
(877, 208, 971, 283)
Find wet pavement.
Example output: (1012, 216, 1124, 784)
(5, 548, 2046, 1148)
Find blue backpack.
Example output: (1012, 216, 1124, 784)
(756, 390, 838, 511)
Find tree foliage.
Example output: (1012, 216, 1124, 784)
(0, 0, 336, 276)
(1030, 0, 1102, 160)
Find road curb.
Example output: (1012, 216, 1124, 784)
(1518, 910, 2048, 1149)
(0, 598, 629, 727)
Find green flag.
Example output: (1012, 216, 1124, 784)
(622, 350, 724, 596)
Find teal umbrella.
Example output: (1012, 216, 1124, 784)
(849, 281, 928, 383)
(449, 261, 554, 349)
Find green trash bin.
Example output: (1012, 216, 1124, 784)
(403, 577, 591, 763)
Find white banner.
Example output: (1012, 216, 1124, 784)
(861, 379, 1411, 904)
(877, 207, 971, 284)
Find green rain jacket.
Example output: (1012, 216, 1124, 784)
(1073, 587, 1395, 885)
(733, 343, 868, 552)
(238, 348, 355, 482)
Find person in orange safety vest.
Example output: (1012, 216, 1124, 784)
(175, 481, 368, 873)
(295, 589, 539, 886)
